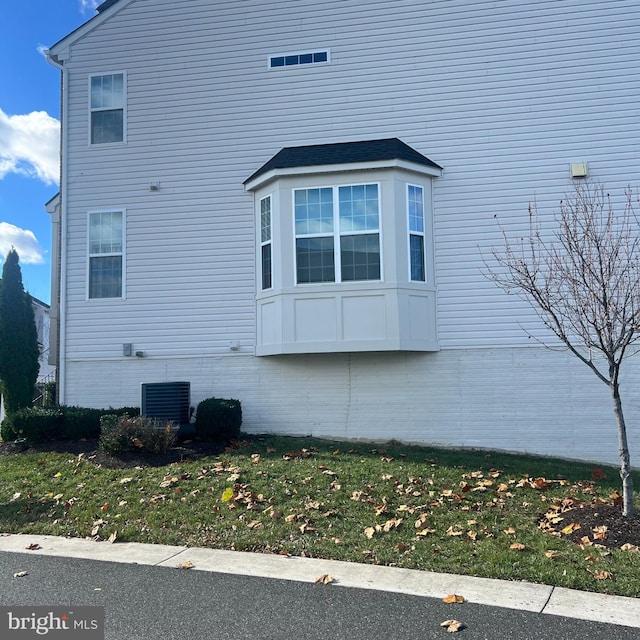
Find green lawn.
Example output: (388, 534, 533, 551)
(1, 435, 639, 597)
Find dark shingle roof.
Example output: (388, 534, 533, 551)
(244, 138, 441, 185)
(97, 0, 122, 12)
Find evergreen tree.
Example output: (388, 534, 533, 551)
(0, 249, 40, 416)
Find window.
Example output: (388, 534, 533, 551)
(294, 184, 380, 284)
(408, 184, 425, 281)
(260, 195, 273, 290)
(88, 210, 124, 298)
(90, 73, 125, 144)
(269, 50, 329, 69)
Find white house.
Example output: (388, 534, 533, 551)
(45, 0, 640, 465)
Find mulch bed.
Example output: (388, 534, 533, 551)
(539, 503, 640, 550)
(0, 437, 227, 469)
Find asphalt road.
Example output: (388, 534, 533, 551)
(0, 552, 637, 640)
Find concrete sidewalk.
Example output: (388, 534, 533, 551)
(0, 533, 638, 629)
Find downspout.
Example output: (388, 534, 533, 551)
(45, 50, 68, 406)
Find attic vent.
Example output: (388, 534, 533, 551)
(269, 50, 329, 69)
(141, 382, 190, 424)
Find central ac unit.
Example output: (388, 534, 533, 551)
(141, 381, 190, 425)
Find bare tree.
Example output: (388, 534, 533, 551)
(487, 183, 639, 517)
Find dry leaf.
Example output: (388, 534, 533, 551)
(440, 619, 465, 633)
(545, 550, 560, 559)
(364, 527, 376, 539)
(621, 543, 640, 553)
(510, 542, 526, 551)
(25, 543, 42, 551)
(107, 532, 117, 543)
(503, 527, 516, 535)
(561, 523, 580, 535)
(13, 571, 28, 578)
(442, 594, 465, 604)
(315, 574, 335, 585)
(119, 477, 133, 484)
(587, 569, 613, 580)
(176, 560, 194, 569)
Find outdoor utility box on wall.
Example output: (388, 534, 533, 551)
(141, 381, 190, 424)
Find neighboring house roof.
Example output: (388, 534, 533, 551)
(97, 0, 122, 12)
(29, 295, 50, 310)
(244, 138, 442, 185)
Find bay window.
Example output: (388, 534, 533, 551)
(245, 137, 442, 354)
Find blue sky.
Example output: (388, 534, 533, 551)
(0, 1, 102, 303)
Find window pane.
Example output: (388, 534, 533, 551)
(313, 51, 328, 62)
(91, 110, 124, 144)
(299, 53, 313, 64)
(261, 244, 272, 290)
(261, 197, 271, 242)
(270, 57, 285, 67)
(340, 233, 380, 281)
(408, 185, 424, 233)
(285, 55, 298, 66)
(339, 184, 378, 232)
(90, 211, 122, 254)
(91, 74, 123, 109)
(410, 234, 425, 281)
(89, 256, 122, 298)
(296, 237, 335, 283)
(295, 188, 333, 235)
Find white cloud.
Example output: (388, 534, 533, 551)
(0, 223, 45, 265)
(79, 0, 102, 12)
(0, 108, 60, 185)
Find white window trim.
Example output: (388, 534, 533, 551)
(407, 183, 427, 283)
(293, 182, 383, 285)
(88, 71, 127, 146)
(86, 208, 126, 300)
(260, 194, 273, 291)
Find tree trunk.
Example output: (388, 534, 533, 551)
(611, 378, 635, 517)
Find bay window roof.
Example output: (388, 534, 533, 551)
(244, 138, 442, 189)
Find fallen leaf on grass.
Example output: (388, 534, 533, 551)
(545, 550, 560, 559)
(13, 571, 28, 578)
(25, 544, 42, 551)
(621, 543, 640, 553)
(510, 542, 526, 551)
(107, 532, 117, 544)
(440, 619, 465, 632)
(364, 527, 376, 539)
(442, 594, 465, 604)
(315, 574, 335, 585)
(587, 569, 613, 580)
(119, 477, 133, 484)
(176, 560, 194, 570)
(221, 487, 234, 503)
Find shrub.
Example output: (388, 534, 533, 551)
(1, 407, 63, 442)
(0, 405, 141, 444)
(44, 381, 57, 407)
(195, 397, 242, 442)
(99, 414, 177, 456)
